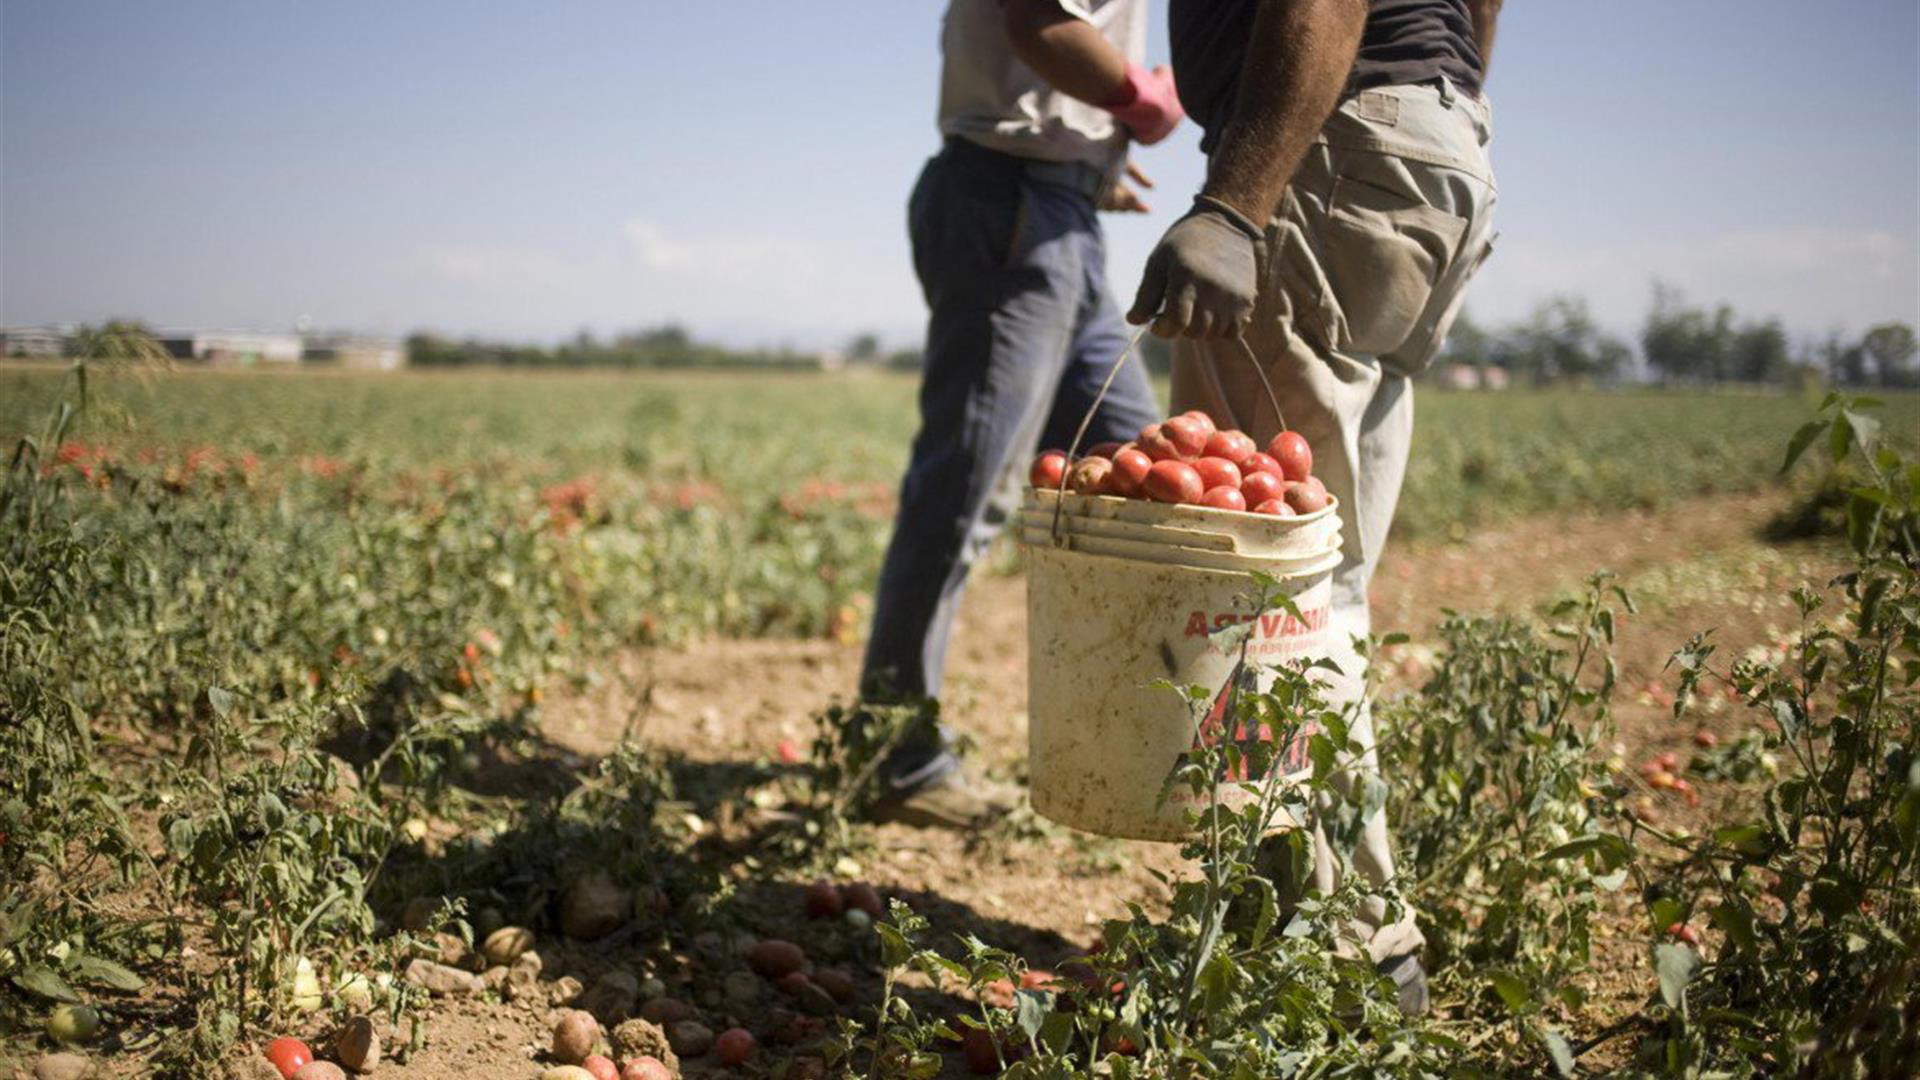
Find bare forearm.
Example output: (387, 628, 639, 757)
(1002, 0, 1127, 106)
(1202, 0, 1367, 223)
(1468, 0, 1501, 70)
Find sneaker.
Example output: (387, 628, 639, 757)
(1376, 952, 1429, 1019)
(868, 767, 1021, 830)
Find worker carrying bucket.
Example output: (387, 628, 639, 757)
(1021, 0, 1505, 1021)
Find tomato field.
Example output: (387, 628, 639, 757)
(3, 361, 1916, 1079)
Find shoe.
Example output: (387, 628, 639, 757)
(868, 767, 1021, 830)
(1376, 952, 1429, 1019)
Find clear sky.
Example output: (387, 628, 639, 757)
(2, 1, 1915, 351)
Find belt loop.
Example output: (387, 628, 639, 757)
(1435, 76, 1456, 108)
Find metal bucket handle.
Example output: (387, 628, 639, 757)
(1050, 329, 1288, 542)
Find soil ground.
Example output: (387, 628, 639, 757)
(17, 492, 1842, 1080)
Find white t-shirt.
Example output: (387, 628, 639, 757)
(936, 0, 1145, 174)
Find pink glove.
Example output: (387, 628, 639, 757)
(1104, 63, 1183, 146)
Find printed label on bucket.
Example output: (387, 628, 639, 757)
(1164, 656, 1319, 814)
(1184, 603, 1331, 660)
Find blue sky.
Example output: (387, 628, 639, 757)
(2, 0, 1914, 351)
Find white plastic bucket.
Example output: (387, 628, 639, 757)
(1021, 491, 1343, 842)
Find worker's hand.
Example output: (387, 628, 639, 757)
(1099, 162, 1154, 213)
(1106, 64, 1183, 145)
(1127, 196, 1266, 339)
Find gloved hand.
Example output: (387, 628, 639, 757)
(1104, 63, 1183, 145)
(1127, 195, 1266, 339)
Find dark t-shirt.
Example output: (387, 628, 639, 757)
(1170, 0, 1485, 151)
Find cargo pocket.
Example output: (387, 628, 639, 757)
(1319, 163, 1468, 359)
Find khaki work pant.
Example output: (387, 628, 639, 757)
(1172, 79, 1497, 963)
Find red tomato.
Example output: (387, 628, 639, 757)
(714, 1028, 757, 1066)
(621, 1060, 673, 1080)
(583, 1055, 620, 1080)
(1192, 456, 1242, 491)
(1179, 409, 1217, 437)
(1242, 451, 1284, 477)
(1665, 922, 1700, 946)
(1085, 441, 1124, 460)
(1161, 416, 1209, 458)
(1201, 486, 1247, 511)
(1240, 471, 1286, 507)
(1136, 423, 1180, 461)
(1693, 729, 1719, 749)
(1067, 456, 1113, 495)
(1144, 460, 1204, 504)
(1251, 498, 1293, 516)
(804, 879, 843, 919)
(1203, 429, 1256, 466)
(1656, 751, 1678, 771)
(1283, 477, 1330, 514)
(1268, 431, 1313, 482)
(1106, 448, 1153, 497)
(265, 1037, 314, 1080)
(1029, 450, 1068, 489)
(842, 882, 885, 919)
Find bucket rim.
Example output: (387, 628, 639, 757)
(1021, 531, 1345, 578)
(1028, 486, 1340, 527)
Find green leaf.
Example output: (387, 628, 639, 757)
(1781, 420, 1828, 472)
(1488, 969, 1530, 1014)
(1841, 407, 1881, 451)
(1653, 943, 1698, 1010)
(1829, 410, 1854, 463)
(206, 685, 237, 719)
(1013, 988, 1048, 1041)
(69, 953, 145, 992)
(13, 966, 81, 1002)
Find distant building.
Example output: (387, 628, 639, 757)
(158, 329, 303, 367)
(1438, 364, 1510, 391)
(303, 333, 403, 371)
(1, 325, 71, 357)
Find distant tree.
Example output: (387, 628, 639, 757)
(1440, 309, 1495, 370)
(1501, 296, 1630, 383)
(1642, 282, 1734, 382)
(885, 348, 925, 371)
(1730, 319, 1791, 383)
(845, 333, 881, 362)
(1860, 322, 1917, 388)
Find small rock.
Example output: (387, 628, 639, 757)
(335, 1015, 380, 1073)
(433, 930, 477, 969)
(504, 964, 541, 1002)
(610, 1017, 680, 1073)
(637, 997, 696, 1025)
(219, 1055, 282, 1080)
(481, 964, 511, 991)
(34, 1053, 93, 1080)
(290, 1064, 347, 1080)
(483, 925, 536, 966)
(513, 949, 545, 978)
(636, 977, 667, 1002)
(666, 1020, 714, 1058)
(722, 971, 761, 1007)
(404, 957, 482, 996)
(579, 970, 641, 1023)
(559, 873, 633, 941)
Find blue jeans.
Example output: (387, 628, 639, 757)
(862, 139, 1161, 792)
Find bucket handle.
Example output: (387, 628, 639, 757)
(1050, 329, 1289, 543)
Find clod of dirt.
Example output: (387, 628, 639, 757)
(721, 971, 761, 1007)
(746, 939, 806, 979)
(33, 1053, 94, 1080)
(404, 957, 482, 996)
(432, 930, 480, 971)
(515, 949, 546, 977)
(666, 1020, 713, 1058)
(579, 969, 642, 1023)
(559, 873, 633, 941)
(552, 1009, 601, 1065)
(637, 998, 696, 1026)
(636, 977, 666, 1002)
(784, 1058, 827, 1080)
(334, 1016, 379, 1073)
(551, 974, 586, 1006)
(765, 1007, 824, 1047)
(399, 895, 442, 931)
(289, 1064, 347, 1080)
(483, 925, 536, 966)
(541, 1068, 597, 1080)
(610, 1018, 679, 1073)
(218, 1054, 282, 1080)
(481, 964, 511, 991)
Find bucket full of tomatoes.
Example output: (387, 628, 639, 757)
(1019, 407, 1343, 842)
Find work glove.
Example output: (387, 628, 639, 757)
(1104, 63, 1183, 145)
(1127, 195, 1267, 340)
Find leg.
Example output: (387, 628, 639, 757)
(862, 156, 1094, 789)
(1040, 219, 1162, 453)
